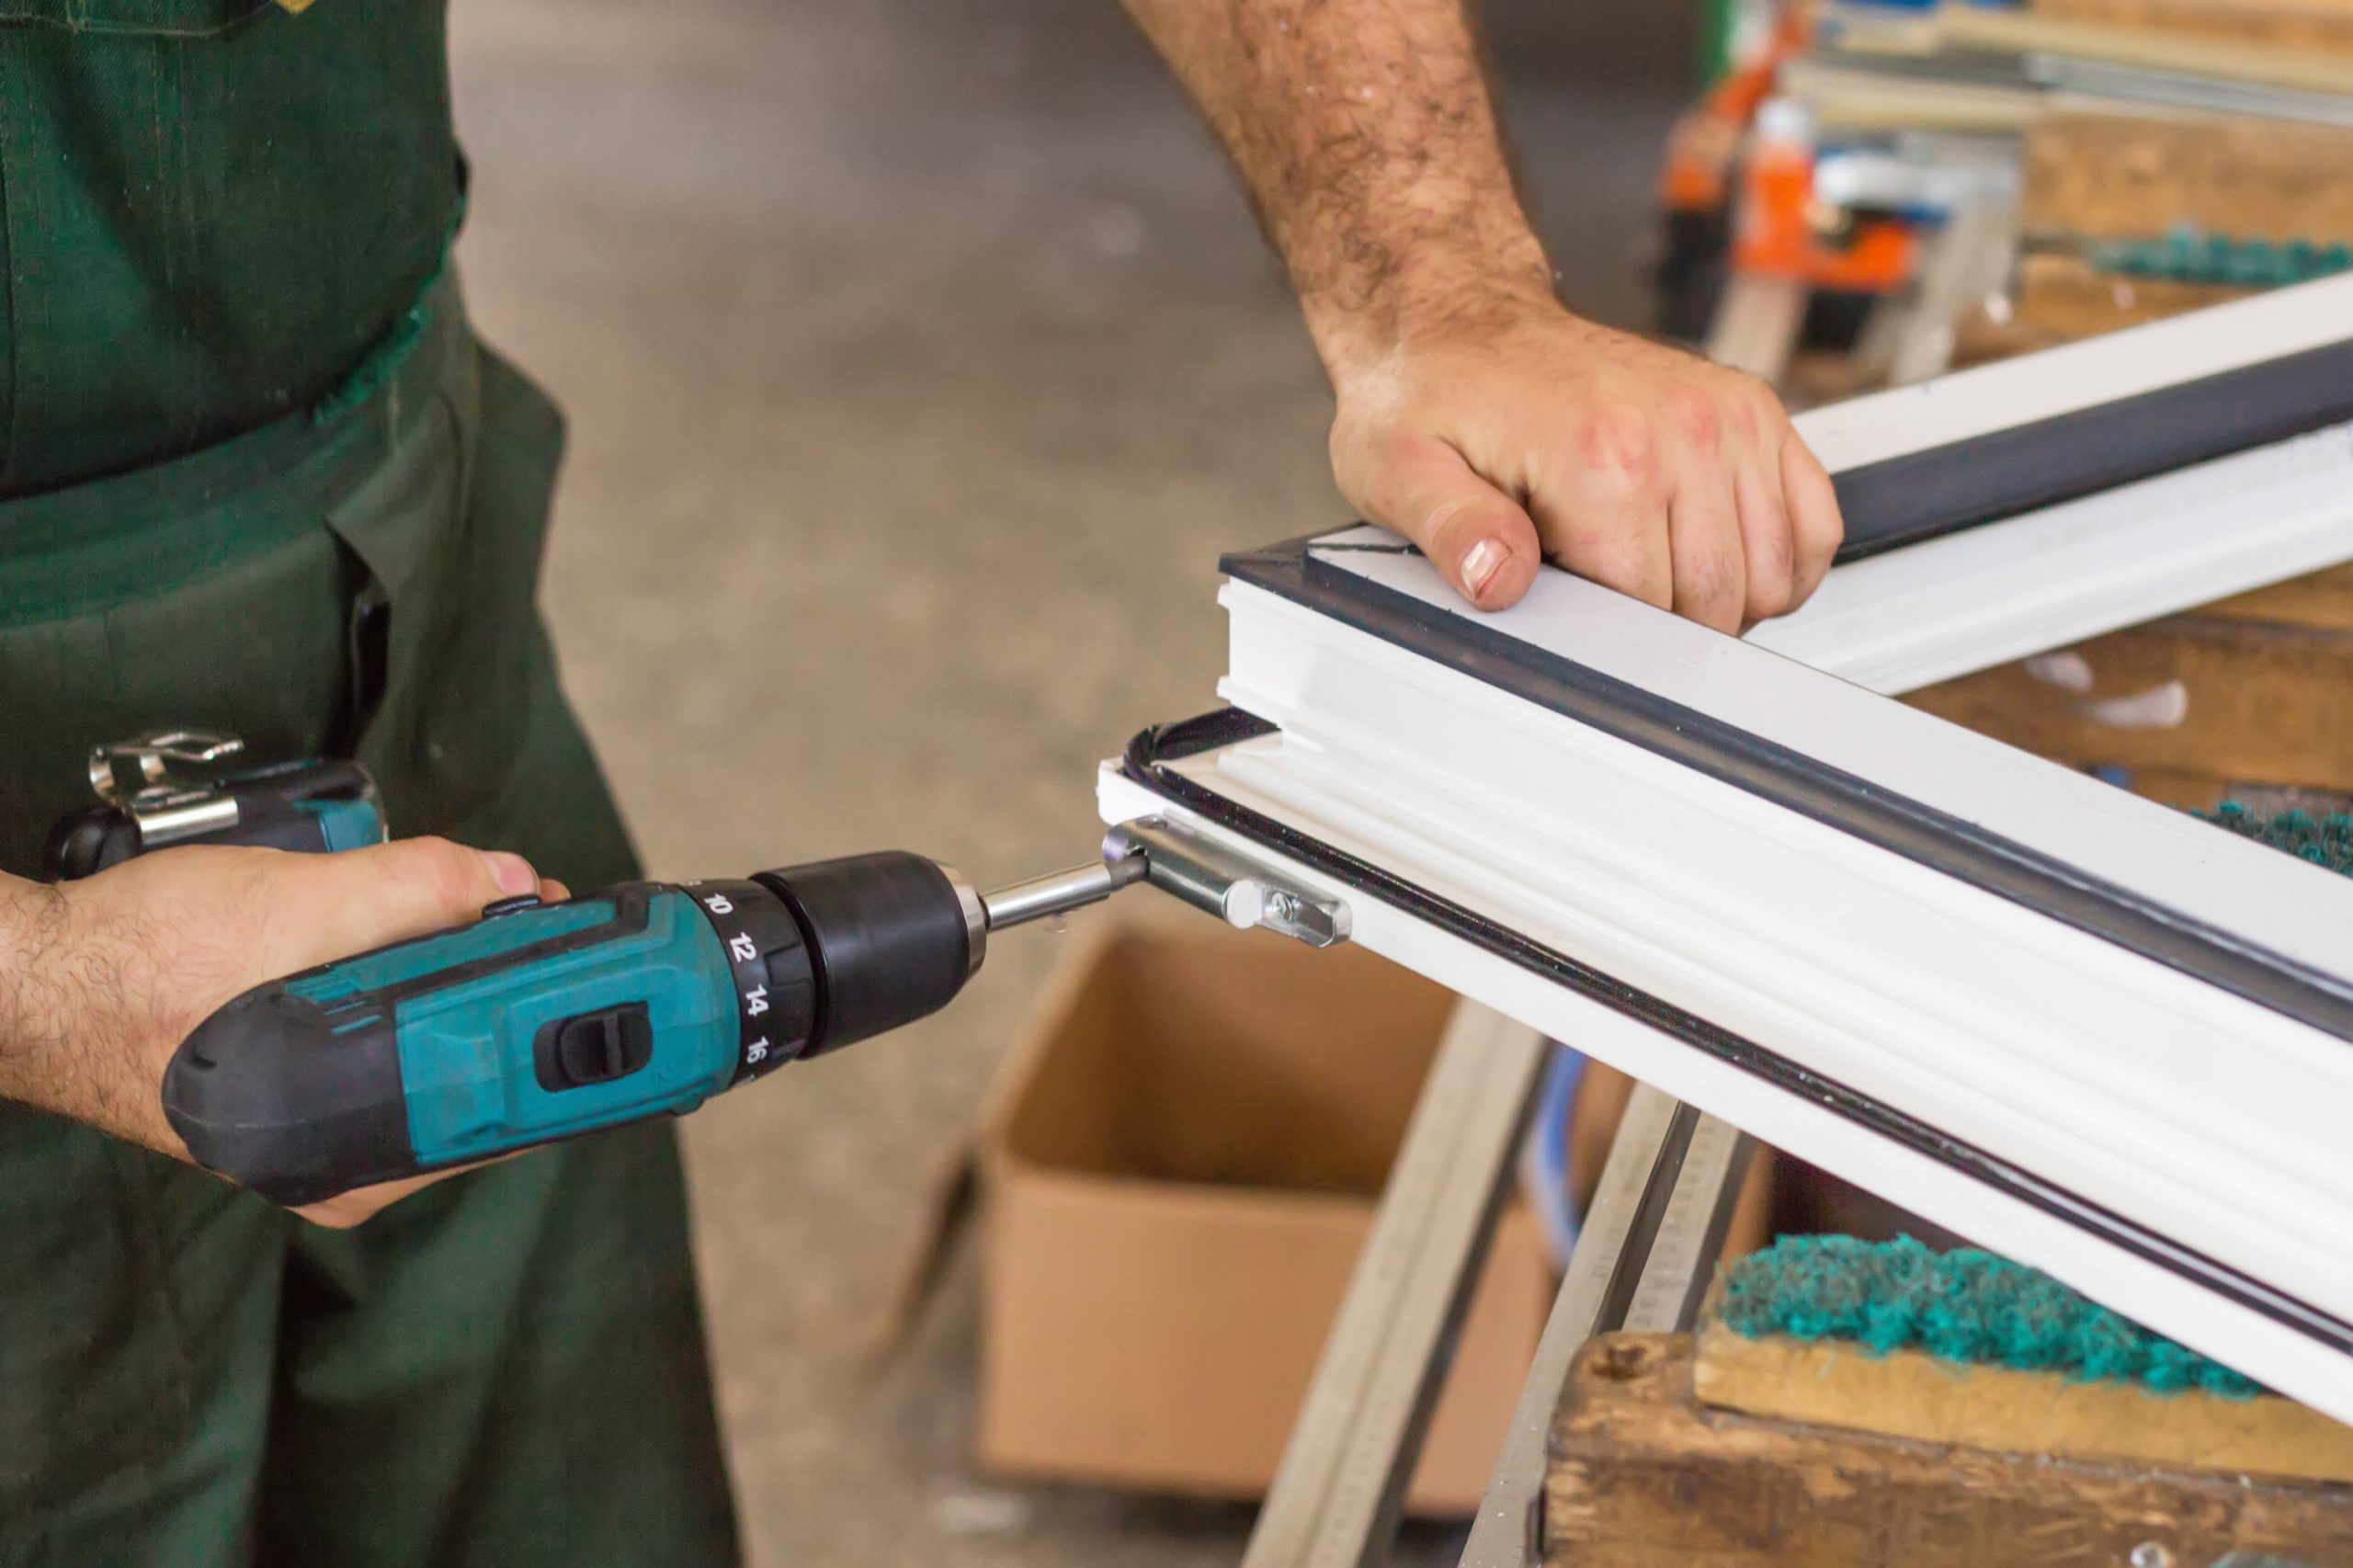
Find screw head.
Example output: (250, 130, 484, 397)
(2129, 1543, 2172, 1568)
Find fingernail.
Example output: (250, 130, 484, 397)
(1462, 539, 1507, 597)
(483, 852, 538, 896)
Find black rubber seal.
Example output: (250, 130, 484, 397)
(1831, 337, 2353, 562)
(1121, 710, 2353, 1359)
(1221, 538, 2353, 1050)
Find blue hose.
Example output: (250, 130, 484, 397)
(1518, 1041, 1587, 1268)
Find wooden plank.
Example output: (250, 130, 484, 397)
(1779, 56, 2048, 138)
(2023, 112, 2353, 244)
(2012, 252, 2253, 341)
(1946, 5, 2353, 93)
(2204, 560, 2353, 631)
(2109, 766, 2234, 809)
(1543, 1334, 2353, 1567)
(2034, 0, 2353, 51)
(1888, 563, 2353, 806)
(1951, 260, 2243, 366)
(1693, 1326, 2353, 1486)
(1902, 613, 2353, 790)
(1950, 304, 2067, 367)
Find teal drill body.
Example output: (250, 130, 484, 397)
(283, 890, 740, 1167)
(165, 852, 974, 1205)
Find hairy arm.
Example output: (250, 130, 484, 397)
(1123, 0, 1549, 376)
(0, 878, 108, 1130)
(1125, 0, 1842, 625)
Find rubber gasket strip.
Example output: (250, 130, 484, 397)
(1830, 338, 2353, 562)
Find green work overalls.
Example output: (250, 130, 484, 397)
(0, 3, 741, 1562)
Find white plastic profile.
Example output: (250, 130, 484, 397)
(1098, 529, 2353, 1422)
(1762, 268, 2353, 693)
(1748, 419, 2353, 693)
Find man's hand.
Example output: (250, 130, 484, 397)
(1329, 294, 1842, 628)
(0, 838, 563, 1227)
(1122, 0, 1844, 626)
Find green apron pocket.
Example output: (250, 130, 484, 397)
(0, 0, 274, 35)
(328, 338, 569, 840)
(0, 529, 358, 878)
(0, 1112, 193, 1503)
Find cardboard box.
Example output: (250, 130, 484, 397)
(975, 915, 1552, 1515)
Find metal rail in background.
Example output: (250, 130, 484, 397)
(1460, 1092, 1752, 1568)
(1705, 274, 1810, 381)
(1240, 1004, 1550, 1568)
(1238, 1019, 1752, 1568)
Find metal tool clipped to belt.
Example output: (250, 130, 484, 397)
(40, 731, 387, 881)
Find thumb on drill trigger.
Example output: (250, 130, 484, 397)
(276, 837, 546, 968)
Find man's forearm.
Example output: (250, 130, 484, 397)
(0, 870, 164, 1143)
(1123, 0, 1551, 378)
(0, 874, 84, 1119)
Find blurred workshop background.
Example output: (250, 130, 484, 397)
(448, 0, 2353, 1562)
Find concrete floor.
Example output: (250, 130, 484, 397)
(448, 4, 1689, 1561)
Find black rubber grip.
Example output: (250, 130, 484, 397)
(756, 852, 972, 1056)
(39, 808, 140, 881)
(164, 985, 415, 1207)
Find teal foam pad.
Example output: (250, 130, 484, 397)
(2199, 803, 2353, 877)
(1715, 1234, 2261, 1396)
(2084, 227, 2353, 289)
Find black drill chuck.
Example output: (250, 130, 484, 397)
(755, 852, 984, 1058)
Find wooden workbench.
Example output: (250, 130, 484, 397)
(1541, 1335, 2353, 1567)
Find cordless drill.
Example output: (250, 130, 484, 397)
(163, 818, 1345, 1206)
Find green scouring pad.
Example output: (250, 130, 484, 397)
(2084, 226, 2353, 289)
(1696, 1237, 2353, 1483)
(1716, 1233, 2258, 1395)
